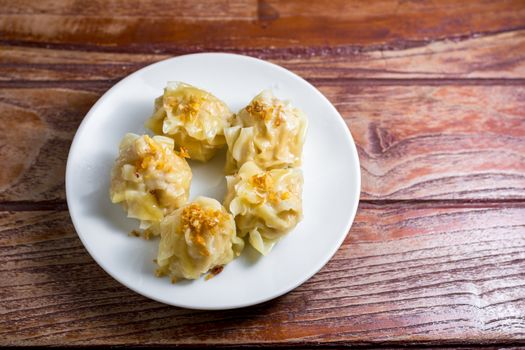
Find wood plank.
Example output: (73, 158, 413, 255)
(0, 88, 96, 202)
(336, 84, 525, 200)
(1, 0, 524, 50)
(1, 205, 524, 345)
(2, 29, 525, 80)
(1, 84, 524, 202)
(0, 0, 255, 19)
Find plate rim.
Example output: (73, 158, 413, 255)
(65, 52, 361, 310)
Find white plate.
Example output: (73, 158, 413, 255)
(66, 53, 360, 310)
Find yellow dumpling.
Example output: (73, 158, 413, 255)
(224, 161, 303, 255)
(109, 133, 192, 232)
(146, 82, 234, 162)
(225, 90, 307, 174)
(156, 197, 244, 281)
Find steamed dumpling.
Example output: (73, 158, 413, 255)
(156, 197, 244, 281)
(146, 82, 234, 161)
(224, 161, 303, 255)
(110, 133, 192, 232)
(225, 90, 307, 174)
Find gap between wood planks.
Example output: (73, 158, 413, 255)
(1, 78, 525, 90)
(16, 341, 521, 348)
(1, 199, 525, 212)
(53, 341, 525, 348)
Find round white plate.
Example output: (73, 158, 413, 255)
(66, 53, 360, 310)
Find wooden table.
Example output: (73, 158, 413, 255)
(1, 0, 525, 347)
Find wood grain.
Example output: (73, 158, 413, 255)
(337, 84, 525, 200)
(1, 205, 524, 346)
(1, 84, 523, 202)
(2, 29, 525, 81)
(1, 0, 524, 50)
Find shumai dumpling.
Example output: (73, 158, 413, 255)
(225, 90, 307, 174)
(156, 197, 244, 281)
(110, 133, 192, 232)
(224, 161, 303, 255)
(146, 82, 234, 162)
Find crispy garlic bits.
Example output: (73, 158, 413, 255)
(224, 90, 308, 174)
(224, 161, 303, 255)
(110, 134, 192, 232)
(146, 82, 234, 162)
(156, 197, 244, 281)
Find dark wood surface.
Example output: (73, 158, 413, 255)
(1, 0, 524, 347)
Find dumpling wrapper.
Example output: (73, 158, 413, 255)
(146, 82, 234, 162)
(224, 161, 303, 255)
(109, 133, 192, 234)
(156, 196, 244, 281)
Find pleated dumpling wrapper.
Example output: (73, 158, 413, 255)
(110, 133, 192, 233)
(156, 196, 244, 281)
(224, 161, 303, 255)
(225, 90, 307, 174)
(146, 82, 234, 162)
